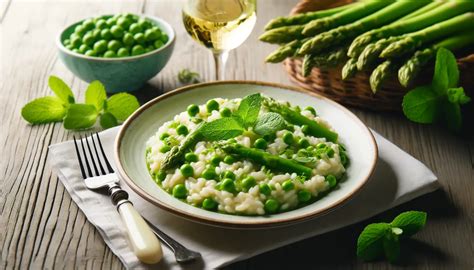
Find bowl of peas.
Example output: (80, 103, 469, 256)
(57, 13, 175, 93)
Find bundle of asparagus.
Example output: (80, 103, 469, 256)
(260, 0, 474, 93)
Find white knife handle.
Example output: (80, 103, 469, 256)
(117, 201, 163, 264)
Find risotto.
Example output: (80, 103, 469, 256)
(145, 94, 349, 215)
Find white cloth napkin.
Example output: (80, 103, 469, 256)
(49, 126, 438, 269)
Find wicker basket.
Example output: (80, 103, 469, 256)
(284, 0, 474, 111)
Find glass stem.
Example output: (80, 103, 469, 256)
(212, 50, 229, 81)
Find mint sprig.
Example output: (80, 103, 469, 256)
(357, 211, 427, 264)
(402, 48, 471, 132)
(21, 76, 140, 130)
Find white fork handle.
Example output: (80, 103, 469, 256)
(118, 202, 163, 264)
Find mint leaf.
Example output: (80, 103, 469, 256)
(63, 104, 98, 130)
(48, 75, 75, 104)
(383, 233, 400, 263)
(236, 93, 262, 128)
(432, 48, 459, 94)
(100, 112, 118, 129)
(254, 112, 286, 136)
(402, 86, 440, 124)
(105, 93, 140, 121)
(441, 101, 462, 132)
(357, 223, 391, 261)
(391, 211, 427, 237)
(199, 117, 244, 141)
(21, 96, 66, 124)
(85, 80, 107, 111)
(447, 87, 471, 105)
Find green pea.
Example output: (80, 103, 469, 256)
(159, 133, 170, 140)
(242, 176, 256, 191)
(145, 45, 154, 53)
(176, 124, 189, 136)
(82, 32, 95, 46)
(117, 17, 132, 30)
(222, 170, 235, 180)
(123, 13, 137, 21)
(301, 125, 310, 134)
(185, 152, 198, 162)
(71, 36, 82, 48)
(122, 33, 134, 46)
(103, 50, 116, 58)
(223, 155, 235, 164)
(282, 180, 295, 191)
(110, 25, 124, 38)
(172, 184, 187, 199)
(316, 143, 326, 149)
(134, 33, 145, 44)
(156, 171, 167, 182)
(64, 39, 71, 45)
(259, 183, 271, 196)
(263, 133, 276, 142)
(297, 189, 311, 203)
(340, 151, 349, 167)
(202, 167, 216, 180)
(66, 44, 74, 50)
(82, 19, 95, 30)
(145, 28, 160, 41)
(206, 99, 219, 112)
(202, 198, 218, 210)
(254, 138, 268, 149)
(72, 48, 80, 53)
(326, 148, 335, 158)
(159, 145, 171, 153)
(210, 155, 221, 166)
(106, 17, 117, 26)
(307, 146, 315, 152)
(138, 18, 152, 29)
(96, 19, 107, 29)
(305, 106, 317, 116)
(92, 29, 101, 40)
(187, 104, 199, 116)
(298, 138, 310, 148)
(219, 107, 231, 117)
(93, 40, 107, 53)
(325, 174, 337, 188)
(85, 49, 97, 57)
(129, 23, 142, 34)
(131, 44, 145, 56)
(78, 44, 89, 54)
(160, 34, 169, 43)
(100, 29, 113, 40)
(282, 132, 294, 145)
(221, 178, 235, 193)
(154, 40, 164, 49)
(264, 199, 279, 214)
(117, 47, 129, 57)
(107, 40, 122, 51)
(180, 164, 194, 177)
(74, 25, 87, 36)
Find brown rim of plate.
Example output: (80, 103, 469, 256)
(114, 80, 378, 229)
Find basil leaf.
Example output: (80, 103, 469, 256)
(432, 48, 459, 94)
(21, 96, 67, 124)
(48, 75, 75, 104)
(254, 112, 285, 136)
(236, 93, 261, 128)
(63, 104, 98, 130)
(85, 80, 107, 111)
(402, 86, 440, 124)
(199, 117, 244, 141)
(357, 223, 391, 261)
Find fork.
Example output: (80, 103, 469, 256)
(73, 133, 201, 264)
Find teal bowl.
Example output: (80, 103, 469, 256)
(56, 15, 175, 93)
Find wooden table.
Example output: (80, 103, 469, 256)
(1, 0, 473, 269)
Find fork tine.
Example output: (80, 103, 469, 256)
(73, 136, 87, 179)
(85, 134, 99, 176)
(90, 133, 106, 175)
(95, 132, 114, 173)
(79, 135, 93, 178)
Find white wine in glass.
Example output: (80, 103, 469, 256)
(183, 0, 257, 80)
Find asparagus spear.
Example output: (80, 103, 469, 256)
(398, 31, 474, 87)
(298, 0, 429, 55)
(220, 143, 313, 177)
(347, 1, 474, 58)
(342, 58, 358, 80)
(160, 127, 203, 171)
(302, 45, 349, 76)
(397, 1, 445, 21)
(265, 38, 309, 63)
(356, 36, 401, 71)
(264, 4, 355, 30)
(302, 1, 393, 36)
(381, 12, 474, 58)
(259, 25, 305, 44)
(262, 97, 338, 142)
(370, 60, 398, 93)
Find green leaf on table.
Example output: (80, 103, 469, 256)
(199, 117, 245, 141)
(441, 102, 462, 132)
(402, 86, 440, 124)
(105, 93, 140, 121)
(447, 87, 471, 105)
(432, 48, 459, 94)
(383, 233, 400, 263)
(253, 112, 286, 136)
(391, 211, 427, 237)
(85, 80, 107, 111)
(21, 96, 67, 124)
(100, 112, 118, 129)
(48, 75, 75, 104)
(236, 93, 262, 128)
(63, 104, 98, 130)
(357, 223, 391, 261)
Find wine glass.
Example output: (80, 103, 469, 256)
(182, 0, 257, 80)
